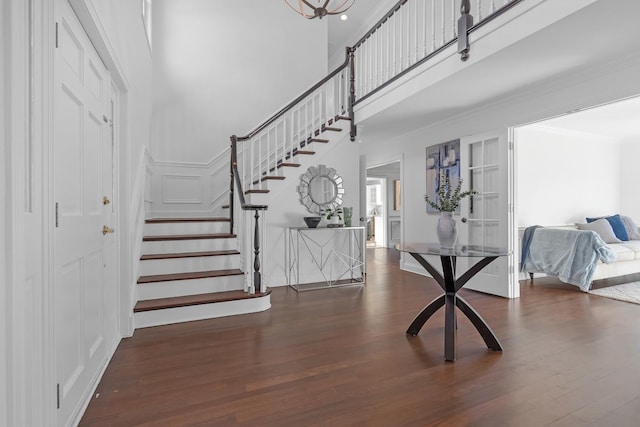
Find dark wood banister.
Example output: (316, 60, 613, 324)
(235, 47, 353, 142)
(351, 0, 526, 106)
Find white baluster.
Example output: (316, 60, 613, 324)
(477, 0, 482, 21)
(389, 13, 394, 78)
(441, 0, 445, 47)
(452, 0, 456, 38)
(431, 0, 436, 52)
(413, 1, 419, 63)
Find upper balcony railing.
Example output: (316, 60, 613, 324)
(228, 0, 523, 291)
(352, 0, 523, 104)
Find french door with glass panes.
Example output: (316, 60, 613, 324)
(459, 129, 518, 298)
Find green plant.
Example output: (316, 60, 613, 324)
(325, 207, 343, 221)
(425, 175, 477, 212)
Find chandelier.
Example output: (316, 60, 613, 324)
(284, 0, 355, 19)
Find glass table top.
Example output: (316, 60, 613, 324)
(395, 243, 509, 257)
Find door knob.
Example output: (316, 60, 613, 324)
(103, 196, 110, 205)
(102, 225, 115, 235)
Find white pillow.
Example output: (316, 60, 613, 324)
(620, 215, 640, 240)
(576, 219, 621, 244)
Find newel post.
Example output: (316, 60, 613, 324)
(253, 209, 262, 293)
(229, 136, 237, 234)
(458, 0, 473, 61)
(347, 46, 357, 141)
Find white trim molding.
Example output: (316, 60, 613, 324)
(146, 150, 232, 218)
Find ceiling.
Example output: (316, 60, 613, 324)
(351, 0, 640, 145)
(534, 95, 640, 141)
(327, 0, 398, 52)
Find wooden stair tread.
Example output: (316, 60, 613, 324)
(137, 268, 244, 284)
(335, 115, 352, 121)
(293, 150, 315, 156)
(322, 126, 341, 132)
(278, 162, 300, 168)
(309, 138, 329, 143)
(145, 217, 230, 223)
(140, 250, 240, 260)
(261, 176, 285, 182)
(134, 289, 272, 312)
(245, 189, 270, 194)
(222, 204, 230, 209)
(143, 233, 236, 242)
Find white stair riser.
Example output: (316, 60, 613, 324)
(142, 238, 236, 254)
(139, 254, 241, 276)
(144, 221, 229, 236)
(137, 275, 245, 300)
(134, 294, 271, 329)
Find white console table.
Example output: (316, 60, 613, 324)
(286, 226, 366, 292)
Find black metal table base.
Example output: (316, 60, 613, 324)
(407, 253, 503, 361)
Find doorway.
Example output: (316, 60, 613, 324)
(514, 95, 640, 280)
(366, 161, 401, 248)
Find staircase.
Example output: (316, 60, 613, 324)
(239, 115, 352, 199)
(133, 0, 522, 329)
(133, 217, 271, 328)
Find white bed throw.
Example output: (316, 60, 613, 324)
(523, 228, 616, 291)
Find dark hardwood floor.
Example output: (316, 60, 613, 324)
(80, 248, 640, 426)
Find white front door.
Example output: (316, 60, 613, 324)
(459, 129, 518, 298)
(53, 0, 114, 424)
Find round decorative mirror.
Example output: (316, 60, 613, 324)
(297, 165, 345, 214)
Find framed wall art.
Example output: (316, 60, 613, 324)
(425, 139, 461, 213)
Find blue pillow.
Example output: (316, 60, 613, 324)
(586, 214, 629, 241)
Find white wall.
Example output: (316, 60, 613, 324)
(516, 125, 621, 227)
(619, 138, 640, 220)
(262, 134, 361, 287)
(1, 2, 9, 424)
(151, 0, 328, 163)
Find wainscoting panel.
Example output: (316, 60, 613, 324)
(147, 149, 230, 218)
(162, 175, 202, 204)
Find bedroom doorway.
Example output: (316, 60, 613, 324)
(514, 95, 640, 282)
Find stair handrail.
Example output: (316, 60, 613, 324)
(233, 47, 354, 143)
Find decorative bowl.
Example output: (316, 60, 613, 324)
(303, 216, 321, 228)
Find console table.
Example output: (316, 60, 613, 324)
(286, 226, 366, 292)
(396, 243, 509, 361)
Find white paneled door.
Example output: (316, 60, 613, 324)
(459, 130, 518, 298)
(53, 0, 115, 425)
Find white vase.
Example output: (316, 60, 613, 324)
(437, 212, 457, 249)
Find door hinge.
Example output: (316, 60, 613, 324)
(55, 202, 59, 227)
(55, 23, 59, 49)
(508, 140, 514, 150)
(56, 383, 60, 409)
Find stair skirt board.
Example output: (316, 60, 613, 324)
(142, 238, 237, 254)
(134, 293, 271, 329)
(137, 275, 245, 300)
(138, 254, 241, 276)
(143, 221, 230, 236)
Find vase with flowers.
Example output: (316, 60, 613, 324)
(425, 175, 476, 249)
(325, 207, 344, 228)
